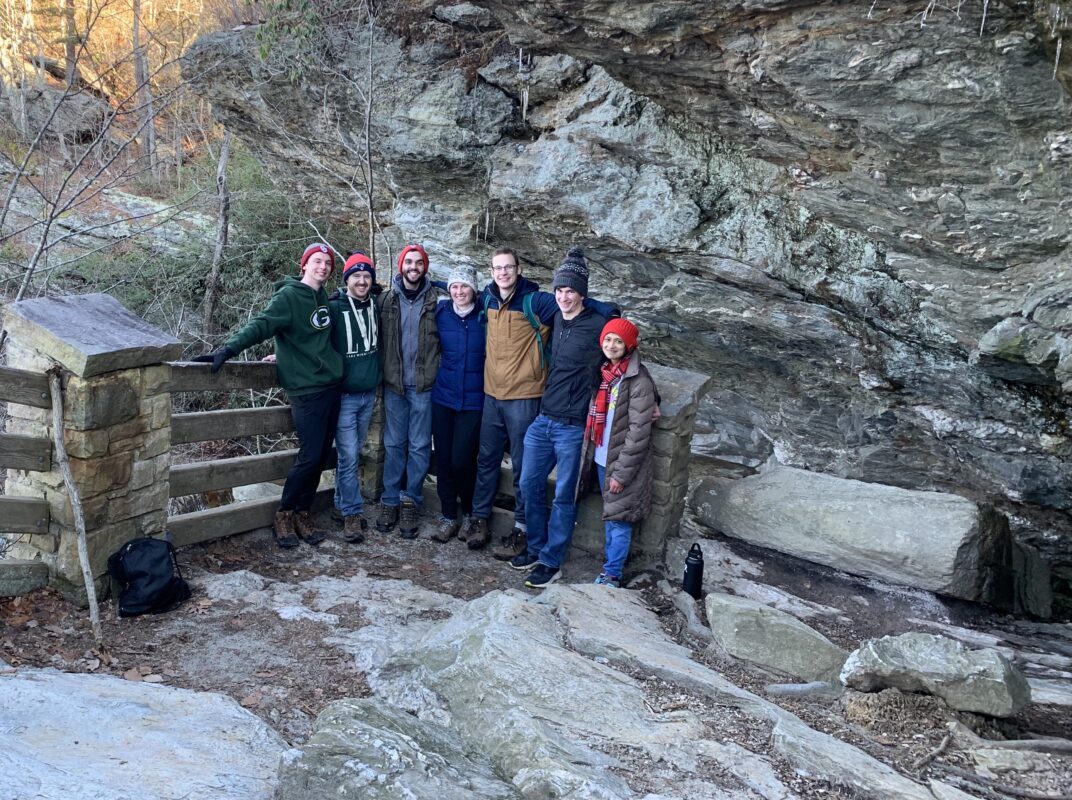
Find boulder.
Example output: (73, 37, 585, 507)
(691, 467, 1026, 608)
(304, 584, 948, 800)
(0, 668, 289, 799)
(840, 633, 1031, 718)
(277, 698, 514, 799)
(705, 591, 847, 681)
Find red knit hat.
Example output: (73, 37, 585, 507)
(342, 252, 376, 284)
(299, 242, 335, 274)
(396, 244, 429, 275)
(600, 318, 639, 351)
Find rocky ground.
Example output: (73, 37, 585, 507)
(2, 509, 1071, 799)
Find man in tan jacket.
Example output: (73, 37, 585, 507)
(464, 247, 617, 556)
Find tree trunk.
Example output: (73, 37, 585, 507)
(132, 0, 158, 181)
(63, 0, 77, 88)
(202, 131, 232, 338)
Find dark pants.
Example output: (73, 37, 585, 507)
(470, 396, 541, 528)
(432, 403, 482, 520)
(280, 385, 341, 512)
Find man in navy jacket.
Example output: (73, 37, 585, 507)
(512, 247, 609, 588)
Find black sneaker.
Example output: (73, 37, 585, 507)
(524, 563, 560, 589)
(509, 552, 539, 571)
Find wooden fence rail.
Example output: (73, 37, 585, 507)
(170, 449, 298, 497)
(0, 432, 52, 471)
(172, 406, 294, 445)
(1, 366, 52, 584)
(0, 365, 51, 409)
(166, 361, 302, 547)
(0, 496, 49, 534)
(166, 362, 278, 393)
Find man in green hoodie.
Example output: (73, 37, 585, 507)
(194, 242, 344, 549)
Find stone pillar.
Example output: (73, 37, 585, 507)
(3, 294, 181, 601)
(358, 391, 386, 502)
(572, 363, 711, 572)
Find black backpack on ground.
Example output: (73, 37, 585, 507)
(107, 537, 191, 617)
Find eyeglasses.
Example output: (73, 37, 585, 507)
(491, 264, 518, 273)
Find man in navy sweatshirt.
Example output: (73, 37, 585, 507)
(511, 246, 609, 588)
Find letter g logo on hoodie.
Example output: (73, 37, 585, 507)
(310, 306, 331, 330)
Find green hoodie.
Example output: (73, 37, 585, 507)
(225, 277, 343, 396)
(330, 292, 382, 393)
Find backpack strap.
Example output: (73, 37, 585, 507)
(522, 292, 550, 370)
(481, 291, 550, 370)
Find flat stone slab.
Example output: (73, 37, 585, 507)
(6, 294, 182, 377)
(646, 362, 712, 422)
(692, 466, 1011, 604)
(0, 668, 289, 799)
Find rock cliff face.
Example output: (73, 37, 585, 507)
(183, 1, 1072, 595)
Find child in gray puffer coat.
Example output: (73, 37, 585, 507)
(580, 317, 658, 588)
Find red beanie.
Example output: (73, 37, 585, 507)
(299, 242, 335, 274)
(600, 318, 639, 351)
(396, 244, 430, 275)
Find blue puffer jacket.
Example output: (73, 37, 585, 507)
(432, 300, 486, 411)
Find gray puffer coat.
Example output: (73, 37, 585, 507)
(580, 352, 658, 522)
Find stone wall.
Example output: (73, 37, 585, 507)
(2, 294, 181, 601)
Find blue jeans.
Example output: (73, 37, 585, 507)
(471, 396, 541, 528)
(335, 390, 377, 516)
(382, 387, 433, 507)
(596, 464, 634, 579)
(520, 415, 585, 569)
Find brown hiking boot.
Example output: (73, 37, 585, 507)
(399, 499, 420, 539)
(293, 511, 327, 545)
(273, 510, 299, 549)
(430, 516, 461, 543)
(376, 503, 399, 532)
(492, 527, 527, 561)
(465, 517, 490, 550)
(343, 514, 368, 544)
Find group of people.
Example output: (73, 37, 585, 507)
(195, 242, 659, 589)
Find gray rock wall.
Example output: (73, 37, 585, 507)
(182, 2, 1072, 594)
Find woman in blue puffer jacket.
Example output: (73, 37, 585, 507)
(429, 265, 486, 543)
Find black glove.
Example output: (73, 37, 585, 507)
(191, 345, 236, 374)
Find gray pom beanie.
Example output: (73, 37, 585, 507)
(447, 264, 479, 294)
(551, 245, 589, 297)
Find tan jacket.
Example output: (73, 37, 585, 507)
(580, 353, 658, 522)
(483, 303, 551, 400)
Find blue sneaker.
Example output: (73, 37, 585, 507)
(594, 573, 621, 588)
(524, 563, 560, 589)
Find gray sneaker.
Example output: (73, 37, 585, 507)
(399, 499, 420, 539)
(430, 516, 460, 543)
